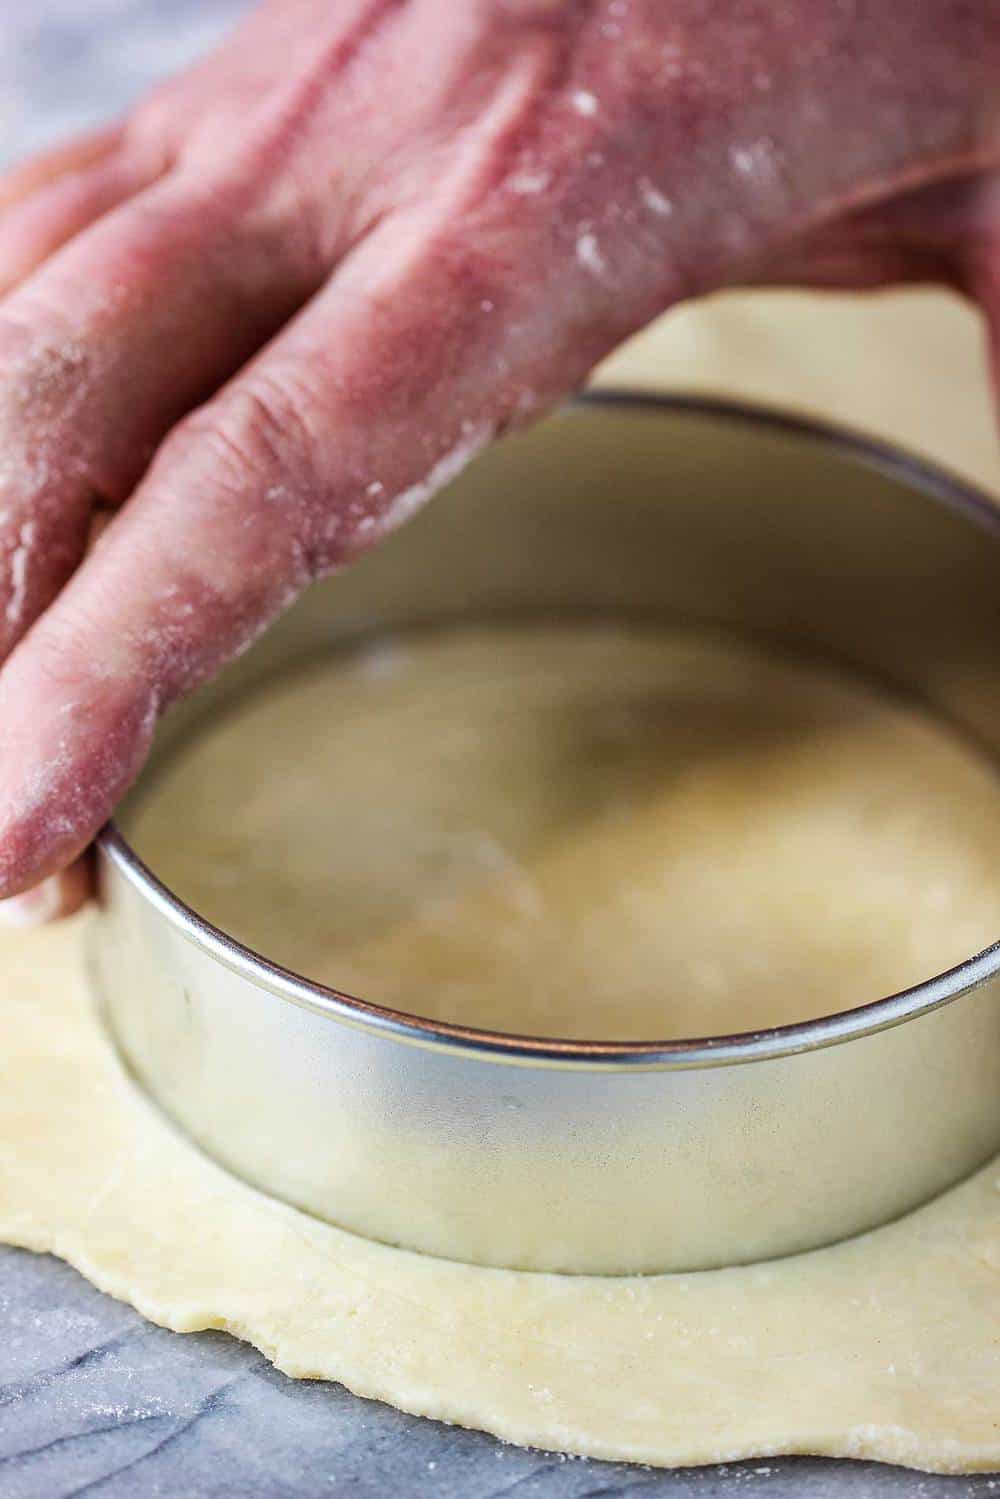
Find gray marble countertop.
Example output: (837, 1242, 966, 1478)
(1, 4, 998, 1494)
(3, 1245, 998, 1499)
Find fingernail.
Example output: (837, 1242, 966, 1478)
(0, 875, 66, 928)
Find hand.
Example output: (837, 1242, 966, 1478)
(0, 0, 996, 920)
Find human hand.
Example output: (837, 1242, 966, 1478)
(0, 0, 996, 920)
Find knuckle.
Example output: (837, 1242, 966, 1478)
(125, 82, 186, 167)
(22, 609, 97, 698)
(149, 366, 333, 588)
(224, 368, 324, 482)
(0, 309, 95, 504)
(160, 367, 322, 500)
(0, 305, 86, 385)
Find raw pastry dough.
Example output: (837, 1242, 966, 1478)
(127, 626, 1000, 1040)
(2, 288, 999, 1474)
(0, 917, 999, 1472)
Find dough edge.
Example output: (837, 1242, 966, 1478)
(1, 916, 998, 1476)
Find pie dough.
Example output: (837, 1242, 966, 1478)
(2, 288, 1000, 1474)
(126, 625, 1000, 1041)
(1, 916, 999, 1472)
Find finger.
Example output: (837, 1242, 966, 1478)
(0, 166, 322, 663)
(0, 510, 118, 923)
(0, 143, 160, 298)
(0, 860, 90, 928)
(0, 126, 124, 214)
(0, 133, 683, 898)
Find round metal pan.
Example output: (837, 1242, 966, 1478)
(89, 394, 1000, 1275)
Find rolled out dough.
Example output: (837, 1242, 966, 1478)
(128, 626, 1000, 1040)
(0, 916, 999, 1471)
(3, 288, 1000, 1473)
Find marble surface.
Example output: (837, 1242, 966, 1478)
(1, 3, 999, 1494)
(3, 1244, 998, 1499)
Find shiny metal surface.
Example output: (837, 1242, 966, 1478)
(90, 395, 1000, 1275)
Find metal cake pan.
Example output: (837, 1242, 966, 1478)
(89, 394, 1000, 1275)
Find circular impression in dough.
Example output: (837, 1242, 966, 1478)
(127, 622, 1000, 1040)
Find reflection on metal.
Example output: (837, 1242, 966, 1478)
(90, 395, 1000, 1275)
